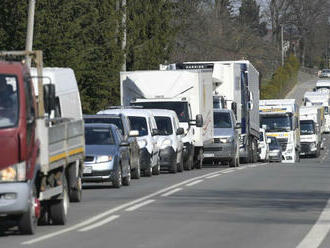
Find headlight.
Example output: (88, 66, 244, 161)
(0, 161, 26, 182)
(96, 156, 113, 163)
(137, 139, 147, 148)
(220, 137, 233, 143)
(161, 139, 172, 149)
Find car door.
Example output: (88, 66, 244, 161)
(116, 127, 130, 176)
(173, 115, 183, 163)
(149, 116, 159, 166)
(124, 116, 139, 169)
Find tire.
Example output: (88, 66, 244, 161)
(122, 165, 131, 186)
(69, 176, 82, 203)
(195, 149, 203, 169)
(145, 165, 152, 177)
(177, 155, 184, 172)
(184, 156, 193, 170)
(170, 161, 177, 173)
(113, 166, 122, 188)
(18, 185, 38, 234)
(131, 160, 141, 179)
(49, 177, 69, 225)
(153, 163, 160, 175)
(229, 158, 236, 167)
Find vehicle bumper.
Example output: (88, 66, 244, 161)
(159, 146, 176, 169)
(204, 142, 236, 160)
(82, 161, 115, 182)
(269, 152, 281, 162)
(139, 148, 151, 170)
(300, 142, 318, 156)
(0, 182, 30, 215)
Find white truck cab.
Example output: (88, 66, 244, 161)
(259, 99, 300, 163)
(98, 108, 160, 177)
(258, 128, 270, 162)
(148, 109, 184, 173)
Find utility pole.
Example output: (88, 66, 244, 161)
(25, 0, 36, 67)
(121, 0, 127, 72)
(281, 24, 284, 66)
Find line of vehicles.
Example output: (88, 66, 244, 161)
(0, 49, 328, 235)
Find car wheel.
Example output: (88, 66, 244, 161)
(145, 165, 152, 177)
(153, 163, 160, 175)
(131, 160, 141, 179)
(229, 158, 236, 167)
(113, 166, 122, 188)
(18, 184, 38, 234)
(184, 155, 193, 170)
(122, 165, 131, 186)
(177, 155, 184, 172)
(49, 177, 69, 225)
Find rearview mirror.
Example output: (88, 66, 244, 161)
(176, 127, 184, 135)
(129, 130, 139, 137)
(196, 114, 203, 127)
(151, 129, 160, 136)
(43, 84, 56, 115)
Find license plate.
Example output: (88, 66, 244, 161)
(83, 166, 93, 174)
(204, 153, 215, 158)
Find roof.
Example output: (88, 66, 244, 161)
(84, 114, 121, 119)
(146, 109, 177, 118)
(98, 108, 155, 118)
(84, 123, 117, 130)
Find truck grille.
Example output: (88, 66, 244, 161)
(214, 138, 220, 143)
(277, 138, 288, 151)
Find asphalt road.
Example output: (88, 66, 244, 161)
(2, 71, 330, 248)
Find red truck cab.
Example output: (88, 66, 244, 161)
(0, 61, 40, 231)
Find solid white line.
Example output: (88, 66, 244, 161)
(161, 188, 183, 197)
(21, 168, 234, 245)
(78, 215, 120, 232)
(206, 174, 222, 179)
(186, 179, 204, 187)
(296, 199, 330, 248)
(125, 199, 155, 212)
(222, 170, 235, 174)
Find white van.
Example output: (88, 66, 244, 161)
(98, 108, 160, 177)
(30, 67, 82, 119)
(148, 109, 184, 173)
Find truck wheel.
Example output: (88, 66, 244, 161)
(195, 149, 203, 169)
(229, 158, 236, 167)
(177, 155, 184, 172)
(69, 176, 82, 203)
(153, 163, 161, 175)
(145, 165, 153, 177)
(50, 178, 69, 225)
(170, 161, 177, 173)
(131, 160, 141, 179)
(122, 165, 131, 186)
(18, 185, 38, 234)
(113, 166, 122, 188)
(184, 155, 193, 170)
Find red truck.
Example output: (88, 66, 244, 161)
(0, 51, 85, 234)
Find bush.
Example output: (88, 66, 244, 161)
(261, 55, 300, 99)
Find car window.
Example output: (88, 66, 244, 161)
(214, 112, 232, 128)
(155, 116, 173, 135)
(85, 127, 115, 145)
(128, 116, 148, 136)
(84, 117, 124, 135)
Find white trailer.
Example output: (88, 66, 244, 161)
(259, 99, 300, 163)
(304, 91, 330, 133)
(166, 61, 260, 163)
(120, 69, 214, 169)
(299, 106, 322, 157)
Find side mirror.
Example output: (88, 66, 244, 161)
(43, 84, 56, 115)
(120, 141, 130, 147)
(176, 127, 184, 135)
(196, 114, 203, 127)
(129, 130, 139, 137)
(151, 128, 160, 136)
(235, 123, 241, 129)
(267, 138, 271, 144)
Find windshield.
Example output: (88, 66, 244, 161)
(128, 116, 148, 136)
(85, 127, 115, 145)
(300, 121, 315, 135)
(155, 116, 173, 135)
(214, 112, 232, 128)
(260, 115, 293, 132)
(0, 74, 19, 129)
(131, 101, 190, 122)
(84, 117, 124, 135)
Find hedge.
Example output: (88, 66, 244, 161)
(260, 55, 300, 99)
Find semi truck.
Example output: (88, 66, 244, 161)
(304, 91, 330, 133)
(121, 69, 214, 170)
(259, 99, 300, 163)
(299, 106, 322, 157)
(166, 61, 260, 164)
(0, 51, 85, 234)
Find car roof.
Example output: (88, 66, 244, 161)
(214, 109, 232, 113)
(147, 109, 177, 118)
(84, 123, 118, 130)
(84, 114, 121, 119)
(98, 108, 154, 117)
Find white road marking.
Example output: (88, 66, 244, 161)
(186, 179, 204, 187)
(296, 198, 330, 248)
(161, 188, 183, 197)
(206, 174, 222, 179)
(222, 169, 235, 174)
(125, 199, 155, 212)
(78, 215, 120, 232)
(22, 169, 227, 245)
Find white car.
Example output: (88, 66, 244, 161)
(98, 108, 160, 177)
(148, 109, 184, 173)
(258, 128, 270, 162)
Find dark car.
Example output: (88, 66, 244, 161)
(84, 114, 141, 179)
(83, 123, 131, 188)
(268, 136, 282, 162)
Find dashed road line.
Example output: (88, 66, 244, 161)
(161, 188, 183, 197)
(186, 179, 204, 187)
(78, 215, 120, 232)
(206, 174, 222, 179)
(125, 199, 155, 212)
